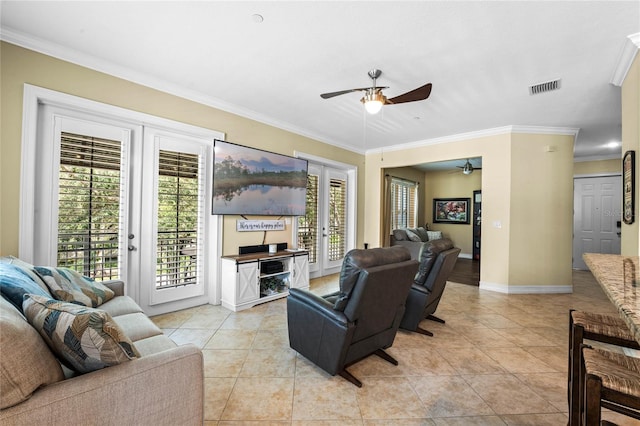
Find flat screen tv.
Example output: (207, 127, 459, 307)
(212, 139, 308, 216)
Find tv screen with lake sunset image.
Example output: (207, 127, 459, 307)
(212, 140, 308, 216)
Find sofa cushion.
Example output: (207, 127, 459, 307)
(0, 263, 51, 313)
(133, 334, 178, 357)
(99, 295, 144, 317)
(112, 312, 164, 342)
(23, 294, 140, 374)
(34, 266, 114, 307)
(0, 296, 64, 409)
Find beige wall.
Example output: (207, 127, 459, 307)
(508, 133, 574, 287)
(573, 159, 621, 175)
(365, 131, 575, 291)
(366, 134, 511, 287)
(423, 169, 482, 256)
(0, 42, 365, 257)
(622, 53, 640, 256)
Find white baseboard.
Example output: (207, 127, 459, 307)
(458, 253, 473, 259)
(479, 281, 573, 294)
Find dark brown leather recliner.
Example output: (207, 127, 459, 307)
(400, 238, 460, 336)
(287, 246, 419, 387)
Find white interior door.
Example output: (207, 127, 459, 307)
(573, 175, 621, 270)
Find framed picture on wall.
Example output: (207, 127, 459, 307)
(623, 150, 635, 225)
(433, 198, 471, 224)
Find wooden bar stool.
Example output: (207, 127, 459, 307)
(568, 310, 640, 425)
(580, 345, 640, 425)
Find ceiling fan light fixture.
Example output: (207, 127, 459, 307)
(462, 160, 474, 174)
(361, 91, 387, 114)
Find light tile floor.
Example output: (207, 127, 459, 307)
(151, 271, 640, 425)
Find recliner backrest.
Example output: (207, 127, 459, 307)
(343, 258, 418, 342)
(414, 238, 455, 287)
(422, 247, 461, 317)
(333, 245, 412, 311)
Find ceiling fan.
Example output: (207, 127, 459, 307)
(320, 69, 432, 114)
(457, 159, 482, 175)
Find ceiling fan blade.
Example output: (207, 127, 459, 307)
(385, 83, 432, 104)
(320, 86, 388, 99)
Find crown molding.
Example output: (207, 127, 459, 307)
(0, 27, 602, 160)
(574, 153, 621, 162)
(610, 32, 640, 87)
(0, 27, 353, 153)
(367, 125, 580, 155)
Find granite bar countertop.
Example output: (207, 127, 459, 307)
(583, 253, 640, 345)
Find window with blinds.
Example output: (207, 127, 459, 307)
(391, 178, 418, 229)
(57, 132, 123, 280)
(155, 150, 200, 289)
(298, 173, 318, 264)
(328, 177, 347, 261)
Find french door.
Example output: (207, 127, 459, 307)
(138, 127, 214, 312)
(31, 109, 136, 285)
(23, 89, 221, 315)
(298, 163, 350, 278)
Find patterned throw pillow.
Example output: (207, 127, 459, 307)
(427, 231, 443, 241)
(0, 263, 51, 312)
(414, 227, 430, 242)
(392, 229, 408, 241)
(404, 228, 423, 242)
(22, 294, 140, 374)
(0, 256, 50, 293)
(34, 267, 114, 307)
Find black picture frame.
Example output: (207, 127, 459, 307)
(433, 197, 471, 224)
(623, 150, 635, 225)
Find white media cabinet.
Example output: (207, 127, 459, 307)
(220, 250, 309, 311)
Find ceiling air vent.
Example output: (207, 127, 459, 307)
(529, 79, 561, 95)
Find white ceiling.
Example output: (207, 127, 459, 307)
(1, 1, 639, 161)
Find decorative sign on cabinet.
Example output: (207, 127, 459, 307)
(220, 251, 309, 311)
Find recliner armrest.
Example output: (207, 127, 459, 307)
(287, 288, 348, 326)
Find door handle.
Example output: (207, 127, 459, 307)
(128, 245, 137, 251)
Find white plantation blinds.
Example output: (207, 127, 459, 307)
(391, 178, 418, 230)
(155, 150, 201, 289)
(298, 173, 319, 263)
(328, 177, 347, 261)
(56, 132, 124, 280)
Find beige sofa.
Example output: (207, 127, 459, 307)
(0, 257, 204, 425)
(390, 227, 444, 260)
